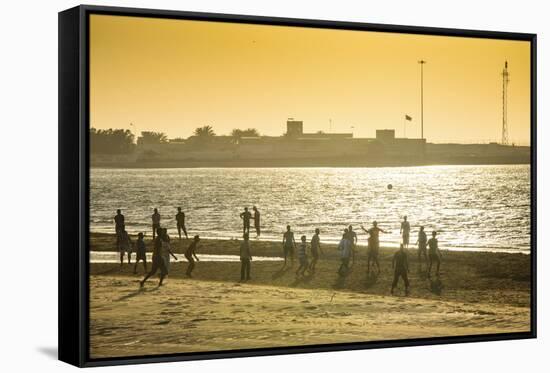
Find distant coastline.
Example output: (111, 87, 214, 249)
(90, 156, 530, 169)
(91, 120, 530, 169)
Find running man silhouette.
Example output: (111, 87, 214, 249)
(175, 207, 188, 240)
(140, 227, 168, 288)
(240, 207, 252, 235)
(252, 206, 261, 238)
(282, 225, 296, 267)
(400, 216, 411, 248)
(309, 228, 323, 272)
(151, 208, 161, 239)
(185, 235, 201, 277)
(296, 235, 309, 277)
(133, 232, 148, 274)
(416, 226, 428, 270)
(391, 244, 410, 296)
(428, 231, 442, 277)
(160, 228, 178, 277)
(240, 233, 252, 282)
(114, 209, 125, 235)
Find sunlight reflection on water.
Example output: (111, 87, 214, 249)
(90, 165, 530, 253)
(90, 251, 283, 263)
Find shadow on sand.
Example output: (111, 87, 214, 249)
(290, 272, 315, 287)
(333, 268, 352, 289)
(429, 276, 444, 295)
(93, 267, 121, 276)
(116, 286, 159, 301)
(272, 265, 291, 280)
(417, 268, 430, 280)
(364, 272, 379, 289)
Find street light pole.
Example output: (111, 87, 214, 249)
(418, 60, 427, 140)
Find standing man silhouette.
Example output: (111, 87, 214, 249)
(175, 207, 188, 240)
(240, 233, 252, 282)
(151, 208, 161, 240)
(114, 209, 125, 235)
(416, 226, 428, 270)
(400, 216, 411, 248)
(252, 206, 261, 238)
(240, 207, 252, 235)
(428, 231, 442, 277)
(309, 228, 323, 272)
(282, 225, 296, 267)
(391, 244, 410, 296)
(361, 221, 387, 275)
(347, 225, 358, 265)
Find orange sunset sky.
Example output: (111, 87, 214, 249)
(90, 14, 531, 144)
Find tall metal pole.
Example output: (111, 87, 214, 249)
(418, 60, 427, 140)
(501, 61, 509, 145)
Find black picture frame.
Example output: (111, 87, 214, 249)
(58, 4, 537, 367)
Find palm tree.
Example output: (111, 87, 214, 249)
(231, 128, 260, 143)
(138, 131, 168, 145)
(194, 125, 216, 138)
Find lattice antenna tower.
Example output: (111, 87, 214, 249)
(501, 61, 510, 145)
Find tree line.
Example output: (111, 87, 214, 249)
(90, 126, 261, 154)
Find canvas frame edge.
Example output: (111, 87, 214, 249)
(58, 4, 537, 368)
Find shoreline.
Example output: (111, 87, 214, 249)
(89, 232, 531, 358)
(89, 231, 530, 255)
(90, 159, 530, 169)
(90, 232, 531, 307)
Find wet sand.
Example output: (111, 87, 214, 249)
(89, 232, 531, 358)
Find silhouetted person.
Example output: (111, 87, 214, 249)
(428, 231, 442, 277)
(240, 207, 252, 235)
(161, 228, 178, 276)
(365, 232, 380, 275)
(133, 232, 148, 274)
(400, 216, 411, 248)
(391, 244, 410, 296)
(416, 226, 428, 270)
(361, 221, 387, 251)
(347, 225, 358, 264)
(185, 235, 200, 277)
(282, 225, 296, 267)
(175, 207, 188, 240)
(253, 206, 261, 237)
(114, 209, 125, 235)
(309, 228, 323, 272)
(338, 231, 352, 276)
(140, 227, 167, 287)
(361, 221, 387, 275)
(117, 228, 132, 267)
(296, 235, 309, 277)
(151, 208, 161, 239)
(240, 233, 252, 282)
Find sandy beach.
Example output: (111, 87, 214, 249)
(89, 232, 531, 358)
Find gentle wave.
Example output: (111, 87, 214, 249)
(90, 251, 283, 263)
(90, 165, 531, 254)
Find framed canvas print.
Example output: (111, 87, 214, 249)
(58, 5, 537, 367)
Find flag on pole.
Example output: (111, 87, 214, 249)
(405, 115, 412, 121)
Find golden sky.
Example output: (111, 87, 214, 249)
(90, 14, 531, 144)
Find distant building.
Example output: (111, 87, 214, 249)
(374, 129, 426, 156)
(286, 119, 303, 137)
(376, 129, 396, 143)
(286, 118, 352, 140)
(125, 119, 528, 166)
